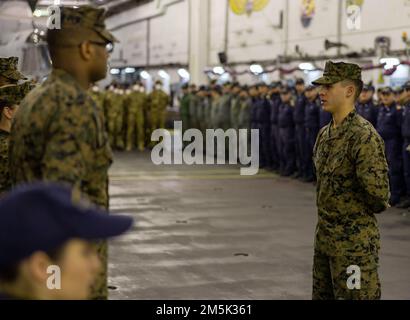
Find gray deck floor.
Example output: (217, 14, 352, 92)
(107, 151, 410, 300)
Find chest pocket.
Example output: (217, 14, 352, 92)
(314, 138, 352, 177)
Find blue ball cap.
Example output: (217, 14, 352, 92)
(0, 183, 134, 268)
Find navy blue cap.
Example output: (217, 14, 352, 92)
(381, 87, 393, 94)
(280, 86, 292, 94)
(0, 183, 133, 268)
(362, 84, 375, 92)
(295, 78, 305, 85)
(306, 85, 316, 91)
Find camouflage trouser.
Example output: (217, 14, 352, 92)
(114, 112, 124, 150)
(126, 111, 145, 151)
(312, 249, 381, 300)
(158, 109, 167, 129)
(90, 240, 108, 300)
(106, 114, 116, 147)
(125, 111, 137, 151)
(136, 110, 145, 151)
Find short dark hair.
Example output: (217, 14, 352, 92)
(0, 245, 65, 285)
(342, 79, 363, 101)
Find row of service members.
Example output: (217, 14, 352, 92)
(179, 79, 410, 207)
(89, 80, 170, 151)
(179, 80, 331, 182)
(356, 83, 410, 207)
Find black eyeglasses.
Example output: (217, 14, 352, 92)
(87, 41, 114, 54)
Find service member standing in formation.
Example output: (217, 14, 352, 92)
(376, 87, 403, 206)
(0, 83, 32, 196)
(304, 85, 320, 182)
(0, 56, 30, 197)
(9, 6, 116, 300)
(148, 80, 170, 142)
(356, 84, 378, 127)
(312, 61, 389, 300)
(293, 78, 307, 179)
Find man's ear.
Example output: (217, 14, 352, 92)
(78, 41, 93, 61)
(346, 84, 355, 99)
(23, 252, 54, 284)
(3, 106, 14, 120)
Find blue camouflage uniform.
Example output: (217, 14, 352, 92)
(278, 100, 296, 176)
(269, 93, 281, 171)
(377, 101, 403, 204)
(304, 97, 321, 181)
(254, 96, 271, 168)
(294, 92, 307, 178)
(401, 100, 410, 201)
(356, 100, 378, 127)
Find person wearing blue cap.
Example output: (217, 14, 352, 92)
(0, 183, 133, 300)
(376, 87, 403, 206)
(303, 85, 320, 182)
(293, 78, 307, 179)
(399, 81, 410, 208)
(356, 84, 378, 127)
(278, 86, 296, 176)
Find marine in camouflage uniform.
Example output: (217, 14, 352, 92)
(0, 82, 32, 196)
(9, 6, 117, 300)
(115, 88, 126, 150)
(0, 57, 27, 87)
(148, 80, 169, 145)
(311, 62, 390, 300)
(103, 85, 117, 147)
(125, 83, 147, 151)
(179, 84, 191, 134)
(89, 85, 106, 131)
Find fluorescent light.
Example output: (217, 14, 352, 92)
(380, 58, 400, 70)
(213, 66, 225, 75)
(250, 64, 263, 74)
(299, 63, 315, 71)
(124, 67, 136, 74)
(158, 70, 169, 79)
(178, 68, 190, 79)
(33, 9, 42, 17)
(110, 68, 120, 75)
(140, 71, 151, 79)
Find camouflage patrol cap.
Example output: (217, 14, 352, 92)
(312, 61, 362, 85)
(60, 5, 118, 43)
(0, 57, 27, 82)
(0, 81, 34, 106)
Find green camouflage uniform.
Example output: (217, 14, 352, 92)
(218, 93, 232, 130)
(230, 94, 241, 131)
(188, 94, 199, 129)
(125, 90, 147, 151)
(103, 89, 117, 147)
(311, 62, 390, 300)
(0, 57, 27, 86)
(114, 91, 125, 150)
(9, 6, 117, 300)
(180, 92, 191, 133)
(148, 89, 169, 145)
(0, 129, 11, 196)
(0, 82, 33, 197)
(89, 89, 106, 130)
